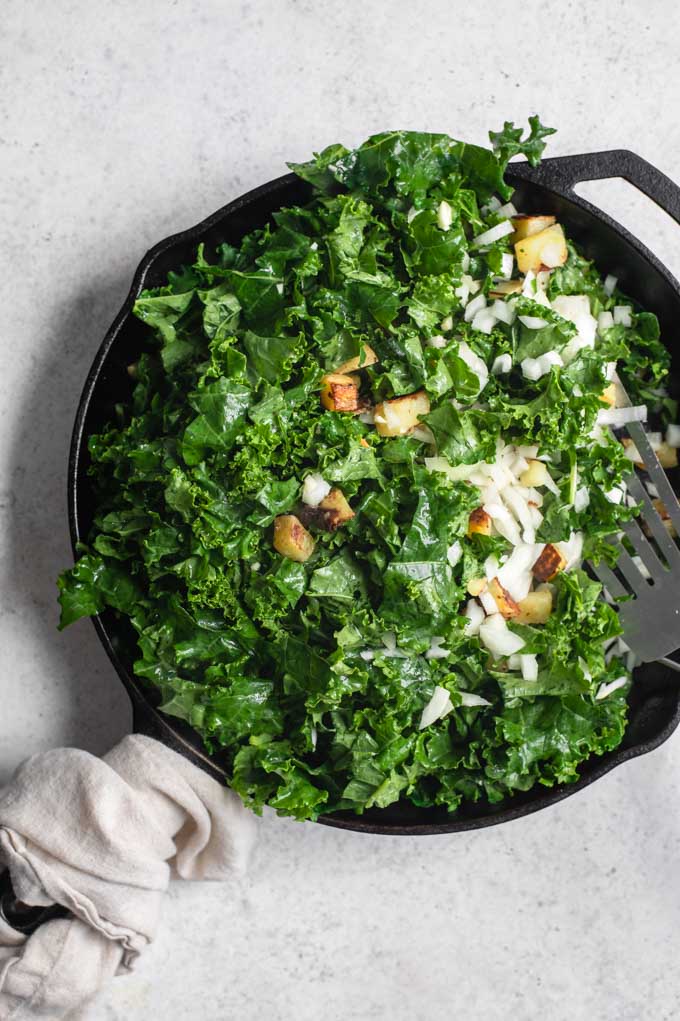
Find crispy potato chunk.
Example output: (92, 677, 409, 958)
(515, 223, 567, 273)
(320, 373, 362, 412)
(374, 390, 430, 437)
(519, 458, 550, 488)
(319, 487, 354, 524)
(489, 577, 520, 619)
(511, 214, 556, 243)
(273, 515, 315, 562)
(488, 279, 523, 298)
(515, 588, 553, 625)
(531, 544, 567, 583)
(467, 507, 492, 537)
(466, 577, 487, 597)
(622, 437, 679, 470)
(335, 344, 379, 374)
(652, 499, 678, 538)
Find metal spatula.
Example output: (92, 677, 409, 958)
(589, 420, 680, 671)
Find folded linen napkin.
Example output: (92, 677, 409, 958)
(0, 735, 257, 1019)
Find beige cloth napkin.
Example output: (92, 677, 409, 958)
(0, 735, 258, 1019)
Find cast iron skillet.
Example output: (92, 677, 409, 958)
(68, 149, 680, 836)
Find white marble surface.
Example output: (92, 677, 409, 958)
(2, 1, 680, 1018)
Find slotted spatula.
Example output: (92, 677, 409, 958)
(589, 419, 680, 671)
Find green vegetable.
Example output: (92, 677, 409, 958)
(58, 118, 672, 822)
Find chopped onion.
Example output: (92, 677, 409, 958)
(464, 293, 487, 322)
(480, 590, 498, 615)
(520, 654, 538, 681)
(604, 485, 625, 505)
(301, 472, 331, 507)
(491, 353, 512, 375)
(419, 685, 453, 729)
(440, 315, 454, 332)
(557, 531, 584, 571)
(425, 636, 450, 660)
(464, 600, 485, 636)
(598, 310, 614, 332)
(596, 405, 647, 427)
(447, 540, 462, 567)
(458, 341, 489, 390)
(604, 274, 618, 296)
(411, 425, 435, 444)
(551, 294, 591, 322)
(380, 632, 408, 659)
(490, 299, 516, 325)
(496, 201, 518, 218)
(502, 487, 537, 543)
(471, 308, 497, 335)
(479, 615, 525, 658)
(595, 676, 628, 701)
(483, 501, 522, 545)
(484, 554, 499, 579)
(481, 196, 502, 215)
(497, 252, 514, 279)
(519, 314, 549, 330)
(437, 200, 453, 231)
(517, 444, 539, 459)
(459, 691, 492, 707)
(666, 424, 680, 447)
(427, 334, 447, 349)
(462, 252, 470, 272)
(360, 649, 375, 662)
(472, 220, 515, 247)
(521, 357, 543, 381)
(613, 305, 633, 327)
(406, 206, 418, 224)
(507, 654, 522, 670)
(536, 350, 563, 375)
(496, 541, 539, 601)
(574, 486, 590, 513)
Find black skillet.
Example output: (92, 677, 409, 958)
(64, 149, 680, 839)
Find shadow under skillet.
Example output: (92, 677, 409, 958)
(1, 274, 134, 786)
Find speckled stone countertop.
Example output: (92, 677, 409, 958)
(2, 1, 680, 1018)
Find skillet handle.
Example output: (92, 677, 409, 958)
(510, 150, 680, 226)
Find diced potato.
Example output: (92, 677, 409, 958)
(273, 515, 315, 562)
(515, 588, 553, 625)
(335, 344, 379, 375)
(622, 437, 679, 470)
(531, 544, 567, 583)
(515, 224, 567, 273)
(374, 390, 430, 437)
(319, 487, 354, 524)
(511, 214, 556, 243)
(320, 373, 362, 412)
(489, 577, 520, 619)
(519, 459, 550, 488)
(467, 507, 492, 537)
(653, 499, 678, 538)
(467, 577, 487, 597)
(488, 279, 523, 298)
(599, 382, 618, 407)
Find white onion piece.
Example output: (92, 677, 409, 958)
(613, 305, 633, 327)
(604, 485, 625, 505)
(419, 685, 453, 729)
(425, 637, 450, 660)
(437, 200, 453, 231)
(359, 649, 375, 662)
(427, 334, 447, 349)
(491, 353, 512, 375)
(380, 632, 408, 659)
(483, 502, 522, 545)
(411, 425, 435, 444)
(521, 357, 543, 381)
(464, 599, 485, 636)
(484, 554, 499, 579)
(440, 315, 453, 332)
(459, 691, 492, 707)
(458, 341, 490, 390)
(604, 274, 618, 296)
(447, 540, 462, 567)
(598, 310, 614, 332)
(557, 531, 584, 571)
(496, 202, 518, 218)
(595, 676, 628, 701)
(472, 220, 515, 247)
(464, 293, 487, 322)
(497, 252, 514, 279)
(507, 654, 522, 670)
(520, 654, 538, 681)
(536, 351, 563, 375)
(519, 315, 549, 330)
(480, 590, 499, 615)
(596, 405, 647, 427)
(479, 615, 525, 658)
(490, 299, 516, 325)
(551, 294, 591, 322)
(301, 473, 331, 507)
(574, 486, 590, 513)
(471, 308, 497, 335)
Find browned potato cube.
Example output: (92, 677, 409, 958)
(515, 588, 553, 625)
(374, 391, 430, 437)
(652, 499, 678, 538)
(466, 577, 487, 597)
(515, 224, 567, 273)
(488, 279, 523, 298)
(489, 577, 520, 619)
(273, 515, 315, 562)
(335, 344, 379, 374)
(531, 544, 567, 583)
(320, 373, 362, 412)
(467, 507, 492, 537)
(655, 442, 678, 469)
(319, 487, 354, 524)
(511, 214, 556, 243)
